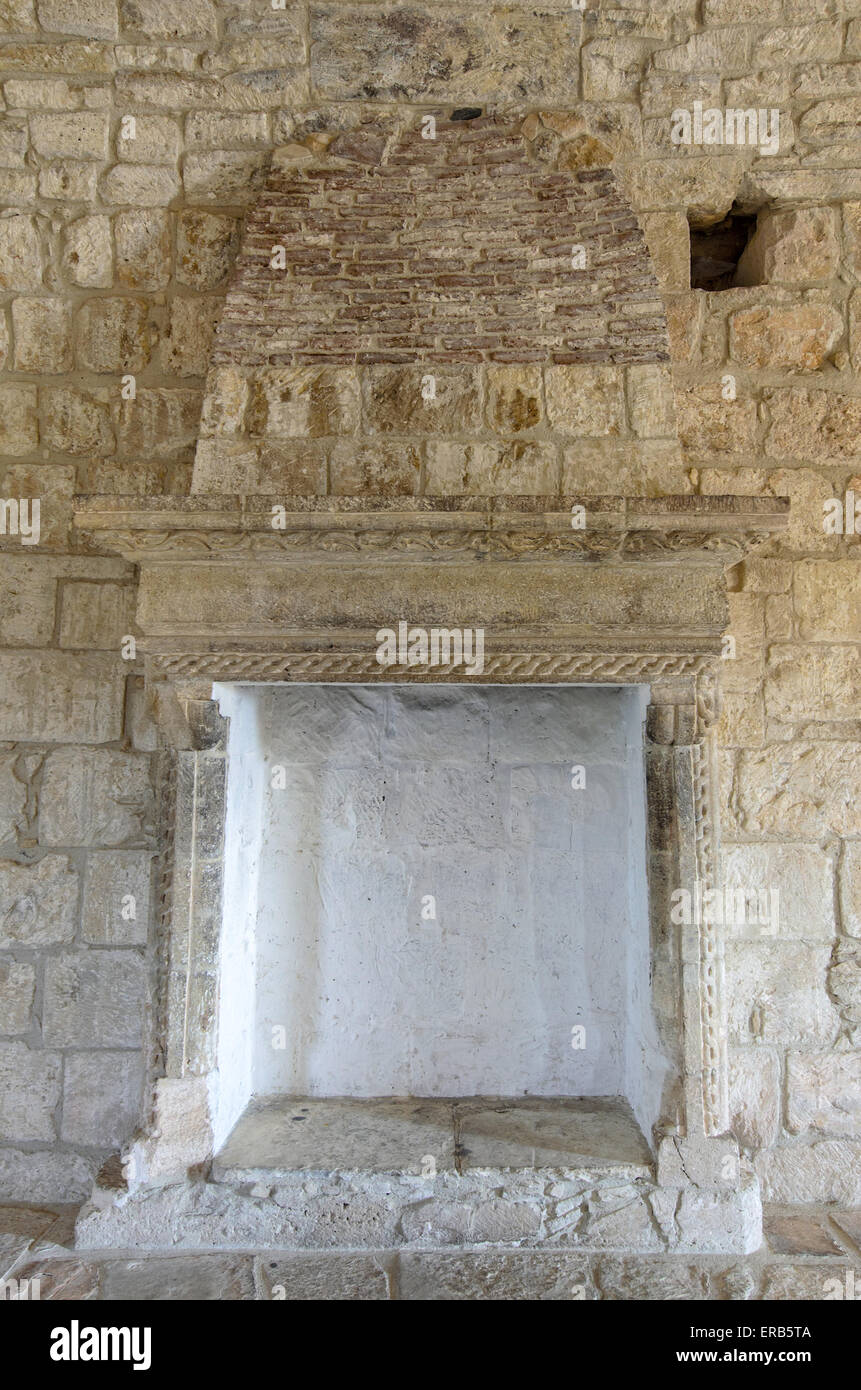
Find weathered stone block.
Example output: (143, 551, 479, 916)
(728, 1045, 780, 1150)
(43, 950, 145, 1047)
(246, 366, 359, 439)
(767, 387, 861, 458)
(37, 0, 118, 39)
(0, 1042, 61, 1141)
(716, 690, 764, 747)
(0, 653, 124, 743)
(0, 855, 78, 947)
(39, 748, 151, 846)
(0, 214, 42, 289)
(42, 385, 114, 456)
(484, 366, 542, 435)
(256, 1253, 391, 1301)
(310, 5, 580, 103)
(328, 441, 421, 496)
(787, 1052, 861, 1138)
(731, 744, 860, 838)
(182, 150, 265, 200)
(59, 580, 132, 649)
(399, 1251, 591, 1301)
(737, 208, 839, 287)
(0, 556, 58, 646)
(765, 645, 861, 723)
(763, 467, 844, 552)
(725, 940, 839, 1046)
(104, 1254, 254, 1300)
(0, 755, 26, 844)
(730, 299, 842, 371)
(0, 1147, 94, 1203)
(162, 297, 218, 377)
(755, 1140, 861, 1206)
(11, 296, 73, 372)
(594, 1256, 711, 1300)
(61, 213, 112, 288)
(829, 938, 861, 1029)
(626, 363, 676, 438)
(82, 848, 151, 945)
(0, 961, 35, 1033)
(119, 0, 218, 38)
(545, 364, 625, 437)
(841, 842, 861, 940)
(582, 38, 648, 101)
(794, 561, 861, 641)
(76, 297, 151, 373)
(0, 0, 39, 31)
(185, 112, 269, 149)
(114, 388, 201, 457)
(640, 211, 691, 293)
(198, 366, 247, 436)
(61, 1050, 143, 1145)
(0, 383, 38, 454)
(39, 160, 99, 201)
(799, 97, 861, 146)
(100, 163, 181, 206)
(176, 210, 240, 290)
(362, 368, 480, 436)
(760, 1261, 860, 1301)
(31, 112, 108, 159)
(426, 440, 558, 494)
(676, 383, 758, 453)
(117, 114, 180, 164)
(115, 209, 170, 290)
(722, 843, 835, 941)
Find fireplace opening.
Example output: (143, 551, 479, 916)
(206, 682, 668, 1174)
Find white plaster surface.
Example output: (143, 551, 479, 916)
(213, 684, 664, 1122)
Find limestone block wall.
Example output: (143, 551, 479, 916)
(0, 0, 859, 1206)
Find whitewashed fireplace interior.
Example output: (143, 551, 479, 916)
(212, 682, 666, 1154)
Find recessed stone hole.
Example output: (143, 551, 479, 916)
(450, 107, 483, 121)
(689, 206, 758, 290)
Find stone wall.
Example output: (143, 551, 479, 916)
(0, 0, 859, 1207)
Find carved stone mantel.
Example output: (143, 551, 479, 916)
(73, 493, 788, 1253)
(75, 492, 787, 677)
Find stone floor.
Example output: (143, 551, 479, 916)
(2, 1202, 859, 1300)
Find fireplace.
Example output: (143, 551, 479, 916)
(211, 681, 658, 1137)
(72, 494, 786, 1256)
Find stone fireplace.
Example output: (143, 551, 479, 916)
(66, 115, 791, 1257)
(72, 492, 787, 1255)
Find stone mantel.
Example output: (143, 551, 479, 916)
(74, 494, 788, 683)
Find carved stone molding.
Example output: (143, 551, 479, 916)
(75, 494, 789, 567)
(147, 648, 711, 686)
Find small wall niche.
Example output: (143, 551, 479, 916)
(689, 207, 758, 290)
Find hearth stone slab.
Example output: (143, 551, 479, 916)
(214, 1098, 460, 1178)
(213, 1097, 651, 1182)
(457, 1098, 653, 1170)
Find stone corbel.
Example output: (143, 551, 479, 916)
(148, 676, 227, 752)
